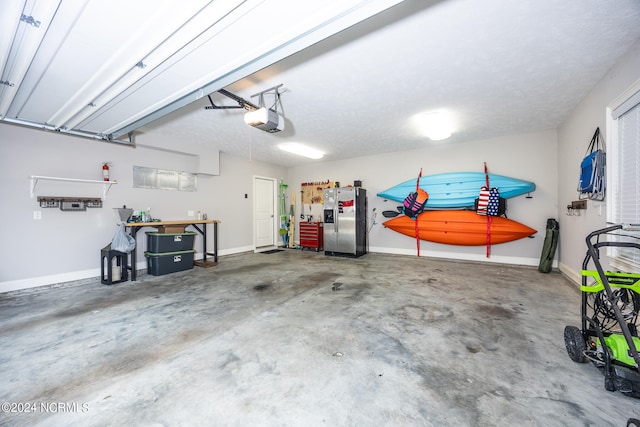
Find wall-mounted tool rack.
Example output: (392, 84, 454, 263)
(37, 196, 103, 211)
(566, 200, 587, 216)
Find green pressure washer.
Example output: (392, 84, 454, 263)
(564, 225, 640, 398)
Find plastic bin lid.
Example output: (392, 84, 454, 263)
(145, 231, 197, 236)
(144, 250, 196, 256)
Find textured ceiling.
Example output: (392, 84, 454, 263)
(3, 0, 639, 168)
(139, 0, 640, 167)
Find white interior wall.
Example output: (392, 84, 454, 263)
(0, 125, 286, 292)
(557, 39, 640, 284)
(287, 129, 558, 266)
(2, 38, 638, 294)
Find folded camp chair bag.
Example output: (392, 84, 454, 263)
(538, 218, 559, 273)
(577, 127, 606, 201)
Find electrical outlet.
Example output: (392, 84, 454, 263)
(187, 210, 194, 217)
(33, 211, 42, 220)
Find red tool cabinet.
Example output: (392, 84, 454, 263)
(299, 222, 324, 251)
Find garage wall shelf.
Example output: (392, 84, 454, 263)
(29, 175, 117, 200)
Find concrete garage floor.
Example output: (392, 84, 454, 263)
(1, 250, 639, 426)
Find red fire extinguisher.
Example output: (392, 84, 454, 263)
(102, 163, 110, 182)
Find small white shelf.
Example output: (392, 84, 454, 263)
(29, 175, 117, 200)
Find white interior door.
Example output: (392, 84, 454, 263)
(254, 176, 276, 250)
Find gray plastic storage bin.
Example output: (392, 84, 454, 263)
(146, 232, 196, 253)
(145, 250, 195, 276)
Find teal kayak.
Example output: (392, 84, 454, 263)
(377, 172, 536, 207)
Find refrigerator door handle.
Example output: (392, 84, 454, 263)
(334, 208, 338, 232)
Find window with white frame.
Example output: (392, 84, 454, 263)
(607, 83, 640, 271)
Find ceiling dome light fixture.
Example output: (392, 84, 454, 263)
(413, 110, 454, 141)
(278, 142, 324, 159)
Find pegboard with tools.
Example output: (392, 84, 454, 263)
(301, 180, 332, 204)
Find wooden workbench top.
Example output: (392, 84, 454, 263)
(126, 219, 220, 227)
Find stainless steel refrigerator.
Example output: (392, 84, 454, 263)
(323, 187, 367, 257)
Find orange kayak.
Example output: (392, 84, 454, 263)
(383, 210, 536, 246)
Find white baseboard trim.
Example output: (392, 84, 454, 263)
(368, 246, 544, 267)
(219, 246, 253, 256)
(0, 268, 102, 294)
(559, 262, 581, 286)
(0, 245, 256, 294)
(2, 245, 557, 294)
